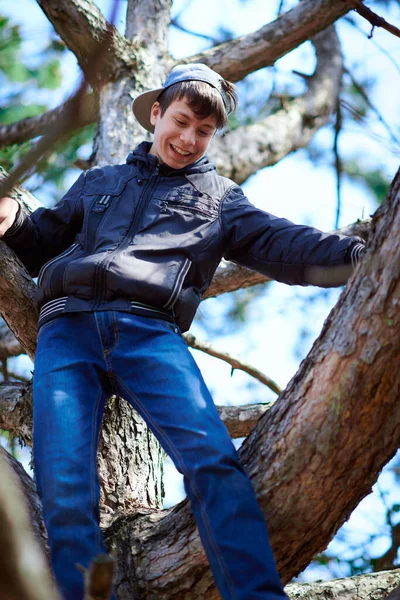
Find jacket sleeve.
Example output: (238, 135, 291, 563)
(3, 172, 86, 277)
(220, 186, 366, 288)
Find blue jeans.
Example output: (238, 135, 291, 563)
(33, 311, 286, 600)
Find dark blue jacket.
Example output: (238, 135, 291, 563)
(5, 142, 364, 331)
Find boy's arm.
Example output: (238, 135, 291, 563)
(1, 172, 86, 277)
(220, 186, 366, 288)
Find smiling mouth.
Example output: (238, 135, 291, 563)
(171, 144, 192, 157)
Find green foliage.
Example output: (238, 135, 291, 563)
(0, 124, 96, 202)
(0, 429, 17, 459)
(343, 160, 390, 205)
(0, 12, 93, 199)
(32, 124, 95, 198)
(0, 101, 46, 124)
(0, 15, 64, 86)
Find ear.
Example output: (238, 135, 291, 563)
(150, 102, 161, 127)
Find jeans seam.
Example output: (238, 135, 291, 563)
(113, 374, 238, 599)
(90, 388, 104, 553)
(94, 312, 119, 366)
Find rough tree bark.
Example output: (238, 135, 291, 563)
(1, 0, 399, 599)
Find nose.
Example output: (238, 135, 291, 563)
(180, 128, 196, 147)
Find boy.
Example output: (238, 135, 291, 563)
(0, 63, 366, 600)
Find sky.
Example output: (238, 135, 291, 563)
(1, 0, 400, 582)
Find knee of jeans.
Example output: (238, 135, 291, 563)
(185, 442, 242, 481)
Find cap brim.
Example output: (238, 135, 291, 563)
(131, 88, 164, 134)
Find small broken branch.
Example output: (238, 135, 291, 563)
(77, 554, 115, 600)
(184, 333, 282, 395)
(216, 402, 273, 438)
(348, 0, 400, 39)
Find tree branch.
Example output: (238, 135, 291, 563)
(0, 381, 33, 445)
(0, 94, 99, 150)
(36, 0, 139, 87)
(0, 446, 54, 599)
(184, 332, 282, 395)
(216, 402, 273, 439)
(0, 171, 40, 361)
(286, 570, 400, 600)
(183, 0, 355, 83)
(0, 323, 24, 359)
(208, 26, 343, 183)
(125, 0, 172, 55)
(349, 0, 400, 39)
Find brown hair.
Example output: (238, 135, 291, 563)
(156, 79, 237, 130)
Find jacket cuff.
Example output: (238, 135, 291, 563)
(345, 238, 367, 268)
(4, 201, 26, 237)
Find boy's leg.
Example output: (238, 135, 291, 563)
(33, 314, 112, 600)
(104, 311, 286, 600)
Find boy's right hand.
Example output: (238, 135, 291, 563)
(0, 197, 19, 238)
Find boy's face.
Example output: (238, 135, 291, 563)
(149, 98, 217, 169)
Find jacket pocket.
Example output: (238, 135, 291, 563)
(37, 243, 80, 288)
(165, 187, 218, 219)
(163, 258, 192, 310)
(85, 194, 113, 251)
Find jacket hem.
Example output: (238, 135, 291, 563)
(38, 296, 175, 329)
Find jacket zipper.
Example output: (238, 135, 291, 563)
(92, 164, 160, 307)
(37, 243, 79, 288)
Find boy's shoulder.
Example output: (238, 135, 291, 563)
(185, 168, 238, 201)
(83, 163, 135, 195)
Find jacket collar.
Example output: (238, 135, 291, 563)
(126, 141, 216, 176)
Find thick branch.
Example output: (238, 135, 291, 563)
(0, 323, 25, 359)
(36, 0, 139, 87)
(286, 570, 400, 600)
(209, 26, 343, 183)
(0, 94, 98, 150)
(184, 0, 355, 83)
(0, 381, 33, 445)
(0, 447, 54, 599)
(125, 0, 171, 55)
(216, 402, 273, 439)
(0, 170, 40, 361)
